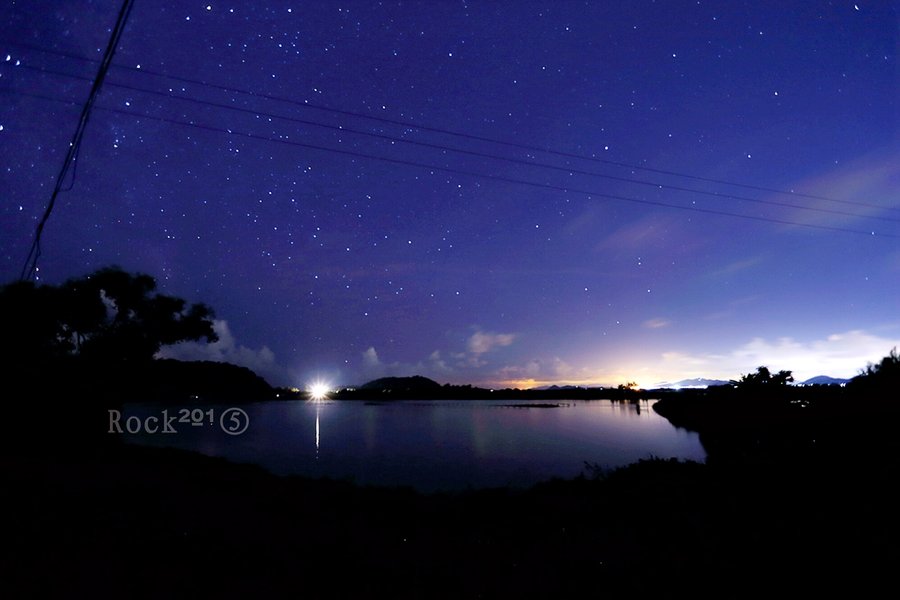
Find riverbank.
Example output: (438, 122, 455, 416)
(6, 437, 897, 598)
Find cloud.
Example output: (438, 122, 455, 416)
(887, 249, 900, 273)
(494, 357, 590, 388)
(702, 295, 762, 321)
(356, 328, 520, 385)
(709, 256, 764, 278)
(592, 213, 685, 252)
(649, 329, 900, 383)
(780, 148, 900, 229)
(467, 330, 515, 354)
(157, 319, 285, 385)
(360, 346, 388, 379)
(643, 318, 671, 329)
(359, 346, 454, 382)
(362, 346, 381, 369)
(428, 350, 453, 374)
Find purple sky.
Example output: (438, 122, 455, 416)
(2, 1, 898, 388)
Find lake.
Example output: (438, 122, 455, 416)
(121, 398, 705, 492)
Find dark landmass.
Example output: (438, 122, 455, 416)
(652, 377, 731, 389)
(500, 403, 567, 408)
(1, 268, 277, 406)
(4, 362, 899, 598)
(6, 353, 898, 598)
(799, 374, 850, 386)
(6, 356, 277, 404)
(6, 434, 897, 598)
(133, 359, 276, 402)
(325, 375, 647, 401)
(5, 272, 899, 596)
(535, 383, 582, 390)
(360, 374, 444, 392)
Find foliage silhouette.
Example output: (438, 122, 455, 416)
(849, 347, 900, 398)
(1, 266, 218, 368)
(66, 266, 217, 363)
(730, 366, 794, 388)
(0, 267, 277, 447)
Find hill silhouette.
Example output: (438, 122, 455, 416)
(133, 359, 275, 402)
(335, 376, 647, 401)
(360, 375, 443, 392)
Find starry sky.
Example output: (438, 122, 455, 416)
(2, 1, 899, 389)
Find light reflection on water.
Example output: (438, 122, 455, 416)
(123, 399, 705, 492)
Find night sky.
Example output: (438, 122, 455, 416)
(2, 1, 898, 388)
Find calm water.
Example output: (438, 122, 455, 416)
(121, 399, 705, 492)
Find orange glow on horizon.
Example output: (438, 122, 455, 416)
(489, 377, 641, 390)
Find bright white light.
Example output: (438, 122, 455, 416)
(308, 381, 330, 401)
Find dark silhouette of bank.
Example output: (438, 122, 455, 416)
(326, 375, 649, 401)
(653, 353, 900, 469)
(0, 267, 276, 449)
(5, 267, 899, 597)
(848, 346, 900, 398)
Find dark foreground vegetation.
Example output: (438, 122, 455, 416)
(3, 269, 899, 597)
(1, 267, 278, 406)
(6, 433, 898, 598)
(8, 351, 900, 599)
(653, 354, 900, 467)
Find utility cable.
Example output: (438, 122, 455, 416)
(3, 39, 894, 214)
(5, 61, 898, 225)
(17, 0, 134, 281)
(4, 87, 896, 240)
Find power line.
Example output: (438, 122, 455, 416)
(17, 0, 134, 281)
(6, 60, 899, 225)
(4, 39, 895, 215)
(4, 86, 896, 241)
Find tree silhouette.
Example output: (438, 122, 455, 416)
(860, 347, 900, 379)
(0, 279, 71, 362)
(732, 366, 794, 388)
(849, 348, 900, 398)
(1, 266, 218, 367)
(69, 267, 217, 363)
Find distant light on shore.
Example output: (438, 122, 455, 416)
(307, 381, 331, 401)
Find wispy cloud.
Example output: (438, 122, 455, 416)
(780, 148, 900, 228)
(643, 318, 671, 329)
(646, 329, 900, 383)
(703, 295, 762, 321)
(359, 346, 454, 382)
(356, 328, 518, 385)
(494, 356, 586, 388)
(467, 330, 516, 354)
(157, 319, 285, 385)
(709, 256, 764, 278)
(592, 213, 690, 253)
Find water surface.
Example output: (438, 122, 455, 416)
(123, 398, 704, 491)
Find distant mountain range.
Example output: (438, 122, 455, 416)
(359, 375, 443, 391)
(353, 374, 851, 394)
(536, 384, 585, 390)
(797, 375, 850, 386)
(652, 375, 851, 389)
(652, 378, 731, 389)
